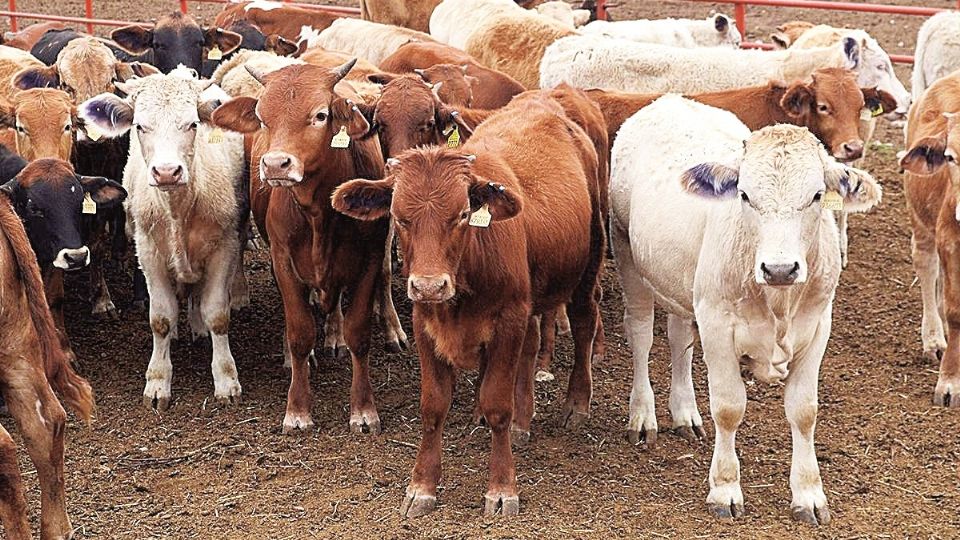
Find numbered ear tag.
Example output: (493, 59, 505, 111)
(207, 46, 223, 61)
(208, 127, 224, 144)
(446, 125, 461, 148)
(85, 124, 102, 141)
(468, 204, 491, 228)
(859, 108, 873, 122)
(331, 126, 350, 149)
(820, 191, 843, 211)
(871, 103, 884, 117)
(82, 192, 97, 214)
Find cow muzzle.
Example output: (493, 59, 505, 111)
(407, 274, 454, 303)
(261, 151, 304, 188)
(759, 261, 801, 287)
(834, 140, 864, 163)
(150, 163, 186, 190)
(53, 246, 90, 271)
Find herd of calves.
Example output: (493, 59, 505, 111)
(1, 0, 959, 536)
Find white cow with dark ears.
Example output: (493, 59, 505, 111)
(609, 95, 881, 525)
(78, 68, 245, 410)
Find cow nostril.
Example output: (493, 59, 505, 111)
(280, 158, 291, 169)
(172, 165, 183, 178)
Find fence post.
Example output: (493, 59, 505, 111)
(596, 0, 606, 21)
(85, 0, 93, 33)
(7, 0, 16, 32)
(180, 0, 188, 14)
(734, 1, 746, 37)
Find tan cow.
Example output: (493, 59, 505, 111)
(360, 0, 442, 32)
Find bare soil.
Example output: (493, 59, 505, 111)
(1, 1, 959, 539)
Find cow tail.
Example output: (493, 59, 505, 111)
(0, 196, 94, 423)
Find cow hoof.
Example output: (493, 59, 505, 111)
(400, 487, 437, 518)
(350, 411, 382, 435)
(483, 492, 520, 517)
(215, 390, 242, 407)
(534, 370, 554, 383)
(709, 501, 745, 519)
(674, 425, 706, 443)
(282, 413, 315, 435)
(472, 408, 486, 427)
(934, 378, 960, 408)
(924, 347, 945, 363)
(627, 428, 657, 447)
(561, 408, 590, 431)
(510, 426, 531, 447)
(792, 504, 830, 526)
(143, 393, 170, 412)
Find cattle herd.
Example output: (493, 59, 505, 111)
(0, 0, 957, 537)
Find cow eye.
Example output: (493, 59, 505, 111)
(188, 122, 199, 131)
(460, 210, 470, 220)
(63, 124, 71, 132)
(739, 191, 750, 203)
(947, 153, 957, 163)
(812, 192, 823, 203)
(314, 111, 328, 123)
(817, 104, 830, 114)
(15, 124, 25, 134)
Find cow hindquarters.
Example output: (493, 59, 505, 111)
(784, 310, 831, 526)
(0, 422, 30, 540)
(202, 245, 242, 405)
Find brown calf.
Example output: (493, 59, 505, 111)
(587, 68, 898, 161)
(0, 192, 93, 540)
(898, 71, 960, 407)
(379, 41, 526, 109)
(214, 2, 341, 43)
(214, 60, 390, 434)
(333, 93, 605, 518)
(0, 88, 74, 162)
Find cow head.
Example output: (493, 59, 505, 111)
(362, 74, 474, 159)
(682, 125, 881, 286)
(78, 70, 225, 190)
(0, 89, 75, 161)
(212, 61, 370, 188)
(900, 113, 960, 220)
(0, 159, 125, 270)
(837, 31, 910, 121)
(112, 12, 241, 74)
(333, 148, 521, 302)
(414, 64, 478, 108)
(708, 14, 742, 48)
(778, 68, 897, 162)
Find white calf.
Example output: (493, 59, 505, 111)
(912, 11, 960, 103)
(581, 14, 741, 48)
(610, 95, 881, 525)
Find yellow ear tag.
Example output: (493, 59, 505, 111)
(859, 108, 873, 122)
(207, 46, 223, 61)
(331, 126, 350, 149)
(85, 124, 102, 141)
(82, 192, 97, 215)
(208, 127, 224, 144)
(446, 125, 461, 148)
(871, 103, 884, 117)
(468, 204, 491, 228)
(820, 191, 843, 211)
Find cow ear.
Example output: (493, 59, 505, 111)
(900, 134, 949, 176)
(680, 162, 740, 198)
(468, 177, 522, 221)
(861, 88, 898, 117)
(79, 176, 127, 208)
(780, 83, 814, 118)
(825, 164, 881, 213)
(714, 14, 729, 32)
(13, 65, 59, 90)
(212, 96, 260, 133)
(111, 25, 154, 55)
(205, 27, 243, 56)
(78, 93, 134, 138)
(332, 178, 394, 221)
(842, 36, 861, 70)
(367, 73, 396, 86)
(436, 106, 475, 142)
(0, 100, 15, 130)
(332, 98, 371, 139)
(265, 35, 298, 57)
(352, 101, 377, 139)
(114, 61, 160, 82)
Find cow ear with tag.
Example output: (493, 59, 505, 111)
(824, 164, 881, 213)
(467, 176, 521, 222)
(436, 105, 474, 144)
(79, 175, 127, 209)
(332, 177, 395, 221)
(204, 26, 242, 57)
(13, 65, 60, 90)
(861, 88, 898, 119)
(331, 98, 371, 140)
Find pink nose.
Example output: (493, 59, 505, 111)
(151, 163, 183, 186)
(262, 152, 297, 181)
(408, 274, 454, 302)
(836, 140, 864, 162)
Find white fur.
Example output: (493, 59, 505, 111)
(581, 14, 741, 48)
(535, 1, 590, 29)
(610, 95, 880, 521)
(212, 50, 303, 98)
(912, 12, 960, 102)
(429, 0, 522, 49)
(308, 18, 434, 65)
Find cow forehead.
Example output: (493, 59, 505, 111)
(392, 149, 472, 215)
(258, 66, 340, 119)
(811, 69, 862, 105)
(739, 128, 826, 196)
(57, 39, 115, 86)
(17, 159, 77, 189)
(130, 77, 202, 122)
(15, 89, 73, 122)
(376, 78, 436, 121)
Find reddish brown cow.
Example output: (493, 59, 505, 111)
(2, 22, 68, 51)
(379, 41, 526, 109)
(0, 191, 93, 540)
(213, 60, 390, 434)
(587, 68, 898, 160)
(214, 2, 341, 43)
(333, 93, 605, 518)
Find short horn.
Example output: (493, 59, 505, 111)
(332, 58, 358, 84)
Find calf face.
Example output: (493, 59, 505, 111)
(0, 159, 125, 269)
(78, 70, 221, 190)
(112, 12, 241, 74)
(682, 125, 881, 286)
(0, 89, 75, 161)
(845, 34, 911, 119)
(333, 149, 521, 302)
(414, 64, 478, 108)
(212, 61, 369, 187)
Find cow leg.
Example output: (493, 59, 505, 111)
(343, 259, 381, 435)
(43, 268, 75, 364)
(275, 255, 316, 434)
(89, 221, 118, 320)
(0, 423, 30, 540)
(471, 356, 487, 426)
(668, 314, 704, 441)
(323, 293, 348, 361)
(511, 316, 540, 445)
(1, 362, 72, 539)
(837, 211, 849, 269)
(935, 227, 960, 407)
(202, 247, 242, 405)
(702, 331, 746, 519)
(592, 286, 606, 362)
(535, 308, 557, 382)
(380, 224, 408, 353)
(614, 228, 658, 445)
(556, 304, 571, 336)
(132, 266, 149, 313)
(785, 312, 831, 526)
(561, 293, 599, 432)
(229, 249, 251, 312)
(401, 323, 453, 518)
(142, 245, 178, 411)
(187, 290, 207, 342)
(913, 231, 946, 361)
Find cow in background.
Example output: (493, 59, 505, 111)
(112, 12, 242, 74)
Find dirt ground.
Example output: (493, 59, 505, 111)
(1, 1, 959, 539)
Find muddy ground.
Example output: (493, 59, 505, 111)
(1, 0, 959, 539)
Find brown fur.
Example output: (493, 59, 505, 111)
(379, 41, 526, 109)
(771, 20, 815, 49)
(0, 88, 74, 162)
(3, 22, 67, 52)
(214, 2, 342, 43)
(359, 0, 442, 32)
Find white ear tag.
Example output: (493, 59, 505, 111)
(331, 126, 350, 149)
(469, 204, 491, 227)
(820, 191, 843, 211)
(207, 46, 223, 61)
(82, 192, 97, 214)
